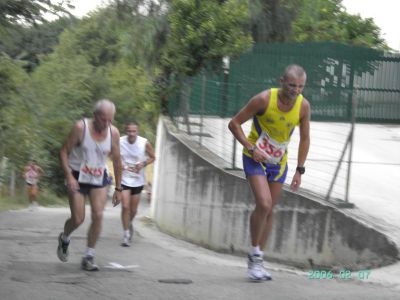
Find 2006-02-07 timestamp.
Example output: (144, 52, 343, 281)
(308, 269, 371, 280)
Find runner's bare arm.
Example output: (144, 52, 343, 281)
(144, 142, 155, 166)
(110, 126, 122, 206)
(110, 126, 122, 189)
(290, 99, 311, 191)
(228, 90, 270, 156)
(297, 99, 311, 168)
(60, 121, 84, 188)
(134, 141, 156, 172)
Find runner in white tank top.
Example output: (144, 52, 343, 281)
(58, 99, 123, 271)
(120, 135, 147, 187)
(68, 118, 111, 186)
(119, 121, 155, 246)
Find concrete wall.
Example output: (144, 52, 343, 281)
(151, 117, 399, 269)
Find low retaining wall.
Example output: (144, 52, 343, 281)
(151, 116, 399, 269)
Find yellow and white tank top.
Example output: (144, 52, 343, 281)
(243, 88, 303, 165)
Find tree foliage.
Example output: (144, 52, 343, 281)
(290, 0, 386, 49)
(162, 0, 252, 77)
(0, 17, 78, 72)
(0, 0, 392, 195)
(247, 0, 387, 50)
(0, 55, 37, 168)
(0, 0, 72, 26)
(248, 0, 300, 43)
(106, 61, 159, 141)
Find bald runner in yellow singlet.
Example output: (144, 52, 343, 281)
(228, 64, 311, 281)
(243, 87, 303, 182)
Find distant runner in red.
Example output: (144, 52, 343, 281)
(23, 160, 44, 209)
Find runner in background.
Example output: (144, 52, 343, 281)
(119, 121, 155, 247)
(23, 160, 44, 209)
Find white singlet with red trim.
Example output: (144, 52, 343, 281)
(68, 118, 111, 186)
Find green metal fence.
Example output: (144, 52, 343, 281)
(168, 42, 400, 123)
(166, 42, 400, 205)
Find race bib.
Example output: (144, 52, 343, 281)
(255, 131, 288, 164)
(123, 162, 141, 178)
(78, 162, 104, 186)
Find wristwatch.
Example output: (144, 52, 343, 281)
(115, 186, 123, 192)
(248, 145, 257, 155)
(296, 166, 305, 175)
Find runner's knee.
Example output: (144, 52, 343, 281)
(121, 201, 130, 210)
(255, 200, 272, 215)
(72, 214, 85, 226)
(91, 210, 104, 222)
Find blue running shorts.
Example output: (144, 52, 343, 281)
(242, 154, 288, 183)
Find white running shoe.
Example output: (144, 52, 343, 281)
(247, 254, 272, 281)
(121, 237, 130, 247)
(81, 256, 99, 271)
(57, 233, 69, 262)
(29, 202, 38, 211)
(261, 266, 272, 280)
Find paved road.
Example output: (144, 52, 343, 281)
(0, 201, 399, 300)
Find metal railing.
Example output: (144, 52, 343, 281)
(167, 42, 400, 206)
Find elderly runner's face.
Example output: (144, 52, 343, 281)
(94, 109, 113, 131)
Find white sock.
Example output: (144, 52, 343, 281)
(124, 230, 130, 238)
(250, 246, 263, 256)
(85, 247, 95, 258)
(61, 233, 70, 243)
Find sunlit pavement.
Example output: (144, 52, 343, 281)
(0, 198, 399, 300)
